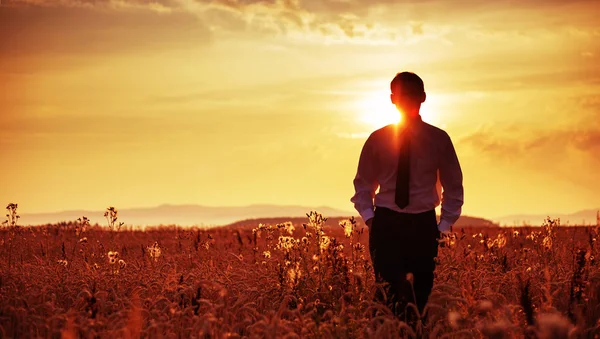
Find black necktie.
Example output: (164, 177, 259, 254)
(395, 127, 410, 208)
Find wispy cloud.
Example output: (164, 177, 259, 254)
(0, 4, 210, 57)
(459, 119, 600, 192)
(3, 0, 599, 51)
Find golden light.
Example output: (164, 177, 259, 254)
(358, 90, 400, 128)
(358, 89, 441, 128)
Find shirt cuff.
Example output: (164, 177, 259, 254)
(359, 208, 375, 223)
(438, 219, 452, 233)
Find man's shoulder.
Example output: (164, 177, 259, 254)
(372, 124, 396, 136)
(367, 124, 397, 142)
(420, 121, 450, 139)
(367, 121, 451, 142)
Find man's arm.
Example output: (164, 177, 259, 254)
(351, 135, 379, 226)
(438, 132, 464, 232)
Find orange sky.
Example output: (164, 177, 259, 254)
(1, 0, 599, 219)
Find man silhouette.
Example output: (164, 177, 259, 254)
(351, 72, 464, 321)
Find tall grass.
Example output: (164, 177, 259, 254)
(1, 204, 599, 338)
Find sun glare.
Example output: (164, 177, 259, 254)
(358, 91, 400, 128)
(358, 90, 441, 128)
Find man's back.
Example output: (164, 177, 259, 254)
(351, 118, 463, 230)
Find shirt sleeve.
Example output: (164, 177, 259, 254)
(439, 132, 464, 227)
(351, 135, 379, 222)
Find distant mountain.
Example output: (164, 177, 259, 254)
(19, 204, 498, 228)
(494, 209, 600, 226)
(18, 204, 355, 227)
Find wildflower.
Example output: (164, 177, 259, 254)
(107, 251, 119, 264)
(263, 251, 271, 259)
(282, 222, 295, 235)
(319, 236, 330, 252)
(542, 236, 552, 249)
(313, 266, 319, 272)
(496, 234, 507, 248)
(340, 220, 353, 238)
(484, 233, 506, 249)
(439, 234, 457, 247)
(513, 231, 520, 237)
(75, 217, 89, 236)
(57, 259, 68, 267)
(147, 242, 161, 261)
(119, 259, 126, 269)
(277, 236, 296, 252)
(287, 263, 301, 287)
(526, 232, 538, 241)
(312, 254, 319, 261)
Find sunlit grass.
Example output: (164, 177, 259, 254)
(1, 203, 600, 337)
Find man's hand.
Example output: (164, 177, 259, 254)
(437, 219, 453, 234)
(437, 220, 454, 248)
(365, 218, 373, 230)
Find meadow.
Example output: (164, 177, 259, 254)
(1, 204, 599, 338)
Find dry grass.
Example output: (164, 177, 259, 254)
(1, 206, 599, 338)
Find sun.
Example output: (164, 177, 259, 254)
(358, 91, 400, 128)
(358, 90, 440, 128)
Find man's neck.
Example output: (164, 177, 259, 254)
(403, 114, 422, 124)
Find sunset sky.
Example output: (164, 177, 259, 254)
(1, 0, 599, 220)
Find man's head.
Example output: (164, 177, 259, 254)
(390, 72, 426, 120)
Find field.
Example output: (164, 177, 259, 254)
(1, 206, 600, 338)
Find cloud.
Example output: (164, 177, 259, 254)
(0, 0, 440, 46)
(462, 126, 600, 157)
(2, 0, 599, 50)
(0, 3, 211, 58)
(459, 121, 600, 191)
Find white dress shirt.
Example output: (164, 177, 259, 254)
(351, 117, 464, 232)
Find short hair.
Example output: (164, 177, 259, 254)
(390, 72, 425, 96)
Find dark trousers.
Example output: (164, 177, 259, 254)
(369, 207, 440, 320)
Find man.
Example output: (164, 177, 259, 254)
(351, 72, 463, 321)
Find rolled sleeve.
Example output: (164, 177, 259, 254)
(351, 135, 379, 223)
(439, 132, 464, 227)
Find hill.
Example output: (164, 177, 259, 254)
(494, 209, 600, 226)
(18, 204, 354, 227)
